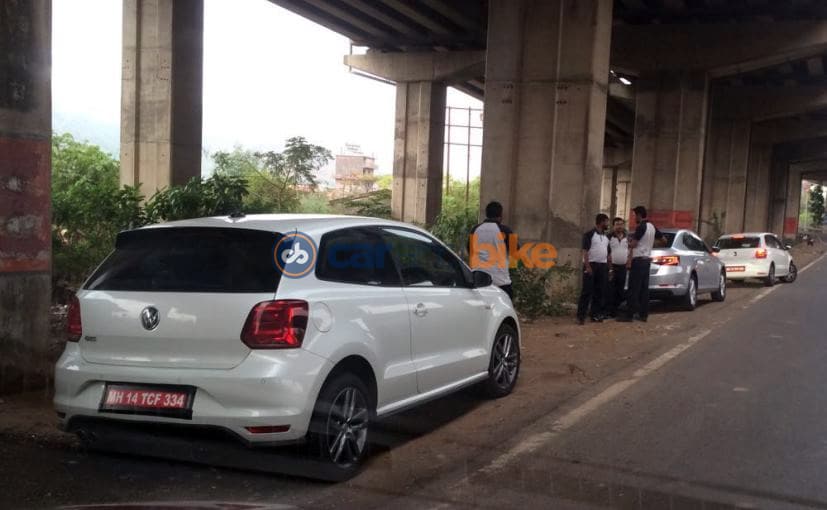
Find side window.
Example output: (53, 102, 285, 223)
(316, 228, 401, 286)
(683, 234, 705, 252)
(380, 228, 470, 288)
(766, 236, 781, 249)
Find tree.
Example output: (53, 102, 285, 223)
(212, 137, 332, 213)
(51, 133, 144, 284)
(808, 184, 825, 227)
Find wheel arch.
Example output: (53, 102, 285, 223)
(321, 355, 378, 411)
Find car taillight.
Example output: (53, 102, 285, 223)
(67, 294, 82, 342)
(755, 248, 768, 259)
(240, 300, 308, 349)
(652, 255, 680, 266)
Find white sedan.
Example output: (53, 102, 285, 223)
(713, 232, 797, 286)
(54, 214, 520, 479)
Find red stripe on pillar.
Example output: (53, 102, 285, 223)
(630, 209, 695, 229)
(784, 217, 798, 236)
(0, 137, 51, 273)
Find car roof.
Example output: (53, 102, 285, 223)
(136, 214, 421, 237)
(717, 232, 772, 238)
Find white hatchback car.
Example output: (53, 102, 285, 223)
(54, 214, 520, 478)
(713, 232, 797, 286)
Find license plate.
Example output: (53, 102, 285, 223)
(99, 383, 195, 419)
(727, 266, 745, 272)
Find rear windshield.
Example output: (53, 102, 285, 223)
(85, 227, 281, 292)
(658, 232, 677, 248)
(716, 237, 760, 250)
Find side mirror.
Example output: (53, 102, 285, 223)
(712, 246, 720, 253)
(472, 270, 493, 288)
(785, 244, 792, 250)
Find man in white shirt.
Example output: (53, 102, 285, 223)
(618, 206, 662, 322)
(469, 201, 515, 300)
(577, 213, 610, 324)
(607, 217, 628, 317)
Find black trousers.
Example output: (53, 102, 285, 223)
(626, 257, 651, 318)
(610, 264, 627, 314)
(577, 262, 608, 319)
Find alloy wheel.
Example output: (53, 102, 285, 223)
(325, 386, 369, 467)
(719, 273, 726, 298)
(492, 332, 519, 389)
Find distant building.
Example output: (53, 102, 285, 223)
(335, 145, 377, 194)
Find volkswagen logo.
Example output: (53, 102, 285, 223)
(140, 306, 160, 331)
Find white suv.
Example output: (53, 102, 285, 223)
(54, 214, 520, 478)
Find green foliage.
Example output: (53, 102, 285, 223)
(297, 193, 333, 214)
(143, 174, 248, 223)
(336, 189, 392, 218)
(509, 263, 577, 321)
(808, 184, 825, 227)
(430, 177, 481, 257)
(51, 133, 144, 285)
(375, 174, 392, 190)
(212, 137, 332, 213)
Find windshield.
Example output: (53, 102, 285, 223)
(85, 227, 281, 292)
(716, 236, 761, 249)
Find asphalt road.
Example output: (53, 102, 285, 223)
(2, 250, 826, 509)
(405, 250, 827, 509)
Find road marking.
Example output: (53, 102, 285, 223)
(799, 251, 827, 274)
(476, 330, 711, 476)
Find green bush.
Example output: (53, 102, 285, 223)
(143, 174, 248, 223)
(509, 263, 577, 321)
(51, 134, 144, 285)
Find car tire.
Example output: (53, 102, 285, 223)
(681, 274, 698, 311)
(764, 263, 776, 287)
(307, 372, 373, 480)
(711, 271, 726, 302)
(782, 262, 797, 283)
(482, 323, 520, 398)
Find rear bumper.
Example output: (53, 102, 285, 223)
(721, 260, 772, 280)
(54, 344, 332, 444)
(648, 267, 690, 297)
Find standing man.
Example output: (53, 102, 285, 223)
(619, 206, 660, 322)
(608, 217, 628, 317)
(469, 201, 515, 300)
(577, 213, 610, 325)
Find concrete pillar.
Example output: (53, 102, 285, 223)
(699, 116, 751, 238)
(783, 167, 803, 239)
(120, 0, 204, 193)
(602, 146, 632, 219)
(392, 81, 446, 225)
(630, 72, 709, 230)
(768, 156, 790, 237)
(0, 0, 52, 393)
(480, 0, 613, 266)
(742, 141, 773, 232)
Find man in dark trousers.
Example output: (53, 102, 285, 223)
(577, 213, 610, 325)
(607, 217, 628, 317)
(469, 201, 516, 300)
(618, 206, 661, 322)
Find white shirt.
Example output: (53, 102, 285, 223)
(610, 234, 628, 265)
(631, 221, 657, 259)
(582, 229, 609, 264)
(469, 221, 512, 286)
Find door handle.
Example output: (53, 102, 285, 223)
(414, 303, 428, 317)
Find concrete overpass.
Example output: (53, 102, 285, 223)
(4, 0, 827, 392)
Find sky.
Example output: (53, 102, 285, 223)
(52, 0, 482, 182)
